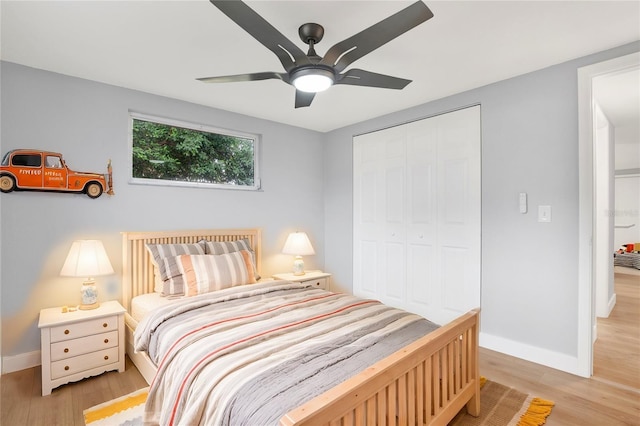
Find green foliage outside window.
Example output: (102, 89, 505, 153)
(131, 117, 257, 188)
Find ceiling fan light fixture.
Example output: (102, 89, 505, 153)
(291, 67, 335, 93)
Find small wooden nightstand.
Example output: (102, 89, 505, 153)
(273, 270, 331, 290)
(38, 300, 126, 396)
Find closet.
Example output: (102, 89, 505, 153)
(353, 106, 481, 325)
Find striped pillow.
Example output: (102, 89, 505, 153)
(202, 239, 260, 280)
(177, 251, 257, 296)
(145, 243, 205, 294)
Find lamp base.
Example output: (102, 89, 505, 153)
(79, 302, 100, 310)
(80, 280, 99, 310)
(292, 256, 305, 276)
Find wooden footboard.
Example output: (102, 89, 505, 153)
(280, 308, 480, 426)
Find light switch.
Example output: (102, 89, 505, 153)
(538, 205, 551, 223)
(519, 192, 528, 214)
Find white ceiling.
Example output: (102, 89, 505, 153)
(1, 1, 639, 133)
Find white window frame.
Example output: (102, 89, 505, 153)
(128, 112, 261, 191)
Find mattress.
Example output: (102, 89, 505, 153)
(130, 292, 178, 323)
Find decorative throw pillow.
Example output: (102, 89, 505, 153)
(202, 239, 260, 280)
(145, 243, 205, 294)
(177, 250, 257, 296)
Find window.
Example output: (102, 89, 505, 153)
(12, 154, 41, 167)
(129, 113, 260, 190)
(46, 156, 62, 168)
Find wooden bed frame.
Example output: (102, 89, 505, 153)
(122, 228, 480, 426)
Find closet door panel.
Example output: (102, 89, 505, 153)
(381, 129, 406, 305)
(356, 240, 378, 297)
(404, 118, 438, 317)
(406, 242, 436, 313)
(382, 241, 405, 304)
(440, 245, 476, 317)
(353, 133, 382, 299)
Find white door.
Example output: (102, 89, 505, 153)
(353, 106, 481, 325)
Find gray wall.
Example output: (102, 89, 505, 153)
(323, 42, 640, 370)
(1, 62, 325, 358)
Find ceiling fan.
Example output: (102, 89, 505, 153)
(198, 0, 434, 108)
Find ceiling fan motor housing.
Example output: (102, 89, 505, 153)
(298, 23, 324, 45)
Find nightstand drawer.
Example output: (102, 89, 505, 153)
(273, 271, 331, 290)
(50, 346, 119, 380)
(50, 330, 118, 361)
(304, 277, 327, 289)
(50, 315, 118, 342)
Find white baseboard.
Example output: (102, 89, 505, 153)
(2, 350, 41, 374)
(480, 332, 584, 377)
(607, 293, 617, 317)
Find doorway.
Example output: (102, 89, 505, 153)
(577, 52, 640, 378)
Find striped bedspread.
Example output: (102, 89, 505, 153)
(134, 281, 439, 426)
(614, 252, 640, 270)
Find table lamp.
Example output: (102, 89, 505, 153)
(60, 240, 114, 310)
(282, 231, 315, 276)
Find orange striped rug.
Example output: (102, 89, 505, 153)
(83, 379, 553, 426)
(83, 387, 147, 426)
(449, 377, 554, 426)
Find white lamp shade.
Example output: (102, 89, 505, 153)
(60, 240, 114, 277)
(282, 232, 315, 256)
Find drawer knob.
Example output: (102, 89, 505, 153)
(64, 329, 70, 335)
(64, 366, 69, 371)
(104, 355, 109, 360)
(64, 348, 69, 353)
(104, 339, 109, 344)
(102, 323, 108, 328)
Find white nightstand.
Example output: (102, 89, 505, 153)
(273, 270, 331, 290)
(38, 300, 126, 396)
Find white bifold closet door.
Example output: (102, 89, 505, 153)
(353, 105, 481, 325)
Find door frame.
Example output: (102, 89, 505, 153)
(577, 51, 640, 378)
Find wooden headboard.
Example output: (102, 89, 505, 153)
(121, 228, 262, 312)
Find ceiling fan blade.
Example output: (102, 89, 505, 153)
(320, 1, 433, 73)
(210, 0, 310, 72)
(197, 72, 288, 84)
(295, 90, 316, 108)
(335, 69, 411, 90)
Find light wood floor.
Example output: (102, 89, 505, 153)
(2, 273, 638, 425)
(593, 272, 640, 388)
